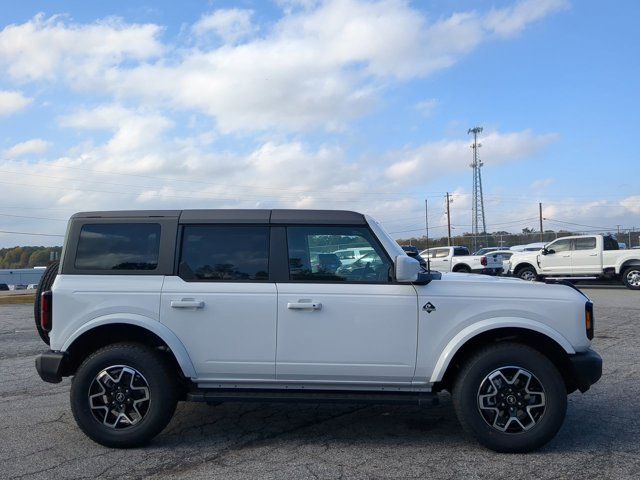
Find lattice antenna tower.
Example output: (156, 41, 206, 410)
(468, 126, 486, 249)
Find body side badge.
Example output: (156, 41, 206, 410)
(423, 302, 436, 313)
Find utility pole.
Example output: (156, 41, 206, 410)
(539, 203, 544, 242)
(446, 192, 452, 246)
(425, 199, 431, 272)
(617, 225, 621, 238)
(469, 127, 486, 252)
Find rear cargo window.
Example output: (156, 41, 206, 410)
(75, 223, 161, 270)
(179, 225, 269, 281)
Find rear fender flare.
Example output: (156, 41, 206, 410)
(61, 313, 197, 379)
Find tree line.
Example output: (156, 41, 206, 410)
(0, 246, 62, 269)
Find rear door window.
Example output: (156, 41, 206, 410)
(179, 225, 269, 281)
(75, 223, 161, 270)
(574, 237, 597, 250)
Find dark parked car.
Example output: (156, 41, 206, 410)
(0, 283, 9, 291)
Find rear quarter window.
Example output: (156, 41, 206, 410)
(75, 223, 161, 270)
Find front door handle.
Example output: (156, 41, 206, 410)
(287, 302, 322, 311)
(171, 299, 204, 309)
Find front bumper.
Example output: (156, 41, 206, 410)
(569, 348, 602, 392)
(35, 351, 68, 383)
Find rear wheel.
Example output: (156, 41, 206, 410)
(70, 343, 178, 448)
(454, 265, 471, 273)
(452, 343, 567, 453)
(34, 261, 59, 345)
(622, 267, 640, 290)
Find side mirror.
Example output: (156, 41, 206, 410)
(543, 248, 555, 255)
(395, 255, 420, 282)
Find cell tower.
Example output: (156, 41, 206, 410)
(468, 126, 486, 250)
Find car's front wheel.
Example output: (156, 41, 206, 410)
(516, 266, 538, 281)
(452, 343, 567, 453)
(70, 343, 178, 448)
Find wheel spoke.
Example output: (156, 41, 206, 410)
(477, 365, 547, 434)
(88, 365, 150, 430)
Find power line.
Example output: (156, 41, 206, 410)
(0, 230, 64, 237)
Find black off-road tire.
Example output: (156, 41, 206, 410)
(70, 343, 179, 448)
(452, 342, 567, 453)
(34, 261, 59, 345)
(621, 266, 640, 290)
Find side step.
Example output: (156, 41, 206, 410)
(546, 276, 598, 280)
(187, 389, 439, 406)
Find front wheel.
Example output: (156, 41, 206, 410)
(622, 267, 640, 290)
(452, 343, 567, 453)
(517, 266, 538, 282)
(70, 343, 178, 448)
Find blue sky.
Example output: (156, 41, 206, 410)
(0, 0, 639, 247)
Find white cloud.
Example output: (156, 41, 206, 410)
(530, 178, 555, 189)
(0, 13, 163, 81)
(0, 2, 567, 133)
(386, 129, 559, 185)
(415, 99, 438, 117)
(0, 90, 32, 116)
(621, 196, 640, 215)
(485, 0, 570, 38)
(192, 9, 255, 43)
(59, 105, 172, 155)
(2, 138, 50, 158)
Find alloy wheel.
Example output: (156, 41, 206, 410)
(88, 365, 150, 429)
(477, 366, 546, 433)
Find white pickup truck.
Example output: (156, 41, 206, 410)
(509, 234, 640, 289)
(420, 246, 503, 275)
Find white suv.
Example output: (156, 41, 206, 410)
(35, 209, 601, 452)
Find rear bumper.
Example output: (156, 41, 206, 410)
(35, 351, 68, 384)
(479, 268, 503, 276)
(569, 348, 602, 392)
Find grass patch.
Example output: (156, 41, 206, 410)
(0, 295, 35, 305)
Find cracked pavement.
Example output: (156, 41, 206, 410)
(1, 287, 639, 479)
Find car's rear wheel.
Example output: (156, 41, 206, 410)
(34, 261, 59, 345)
(622, 267, 640, 290)
(452, 343, 567, 453)
(70, 343, 178, 448)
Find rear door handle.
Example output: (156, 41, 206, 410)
(287, 302, 322, 311)
(171, 299, 204, 309)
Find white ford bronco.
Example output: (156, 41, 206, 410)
(34, 209, 601, 452)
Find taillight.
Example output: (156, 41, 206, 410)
(40, 291, 52, 332)
(481, 256, 487, 266)
(585, 301, 594, 340)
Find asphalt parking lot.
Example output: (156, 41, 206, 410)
(1, 286, 639, 480)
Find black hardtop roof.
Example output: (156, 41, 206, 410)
(71, 209, 367, 225)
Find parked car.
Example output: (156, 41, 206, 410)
(0, 283, 8, 291)
(419, 246, 503, 275)
(510, 242, 547, 252)
(400, 245, 427, 269)
(332, 247, 374, 266)
(508, 234, 640, 289)
(13, 284, 27, 290)
(489, 250, 516, 274)
(34, 209, 601, 453)
(27, 283, 39, 290)
(473, 247, 501, 256)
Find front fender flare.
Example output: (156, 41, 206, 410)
(429, 318, 575, 383)
(61, 313, 197, 379)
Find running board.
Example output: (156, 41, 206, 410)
(546, 276, 598, 280)
(187, 389, 439, 406)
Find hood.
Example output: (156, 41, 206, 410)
(421, 271, 589, 302)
